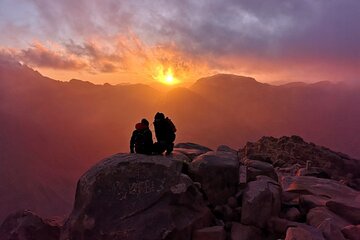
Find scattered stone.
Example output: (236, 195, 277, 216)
(231, 222, 262, 240)
(307, 207, 350, 229)
(317, 219, 346, 240)
(239, 165, 247, 185)
(240, 136, 360, 181)
(285, 226, 325, 240)
(285, 207, 301, 222)
(282, 191, 300, 206)
(193, 226, 226, 240)
(174, 148, 208, 161)
(0, 210, 60, 240)
(246, 153, 273, 163)
(267, 217, 293, 234)
(281, 176, 359, 216)
(296, 167, 330, 179)
(326, 199, 360, 225)
(244, 158, 274, 172)
(244, 158, 278, 181)
(189, 150, 239, 206)
(175, 142, 212, 152)
(241, 176, 281, 228)
(299, 195, 328, 212)
(341, 225, 360, 240)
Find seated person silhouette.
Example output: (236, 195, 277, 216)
(130, 119, 153, 155)
(153, 112, 176, 155)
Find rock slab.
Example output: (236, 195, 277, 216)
(0, 210, 60, 240)
(61, 153, 213, 240)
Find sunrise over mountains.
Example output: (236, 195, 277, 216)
(0, 1, 360, 240)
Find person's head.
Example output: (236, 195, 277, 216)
(154, 112, 165, 121)
(141, 118, 149, 127)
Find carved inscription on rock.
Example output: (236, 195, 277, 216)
(114, 178, 166, 201)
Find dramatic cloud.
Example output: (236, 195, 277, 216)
(20, 42, 87, 70)
(0, 0, 359, 83)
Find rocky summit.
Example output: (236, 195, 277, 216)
(1, 136, 360, 240)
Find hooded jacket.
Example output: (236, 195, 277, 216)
(130, 122, 153, 154)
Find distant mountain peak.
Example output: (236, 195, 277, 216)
(69, 79, 95, 86)
(193, 73, 266, 88)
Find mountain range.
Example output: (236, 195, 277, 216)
(1, 57, 360, 221)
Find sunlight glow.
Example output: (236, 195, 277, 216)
(153, 66, 180, 85)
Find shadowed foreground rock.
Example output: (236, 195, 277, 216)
(60, 153, 213, 240)
(2, 137, 360, 240)
(0, 210, 60, 240)
(189, 150, 239, 206)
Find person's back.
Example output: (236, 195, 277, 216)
(153, 112, 176, 155)
(130, 119, 153, 155)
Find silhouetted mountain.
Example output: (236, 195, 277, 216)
(1, 60, 360, 222)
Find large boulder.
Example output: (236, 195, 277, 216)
(61, 153, 213, 240)
(0, 210, 60, 240)
(241, 176, 281, 228)
(189, 150, 239, 206)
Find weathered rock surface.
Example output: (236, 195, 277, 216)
(326, 199, 360, 224)
(285, 207, 301, 221)
(307, 207, 350, 229)
(281, 176, 359, 207)
(192, 226, 226, 240)
(285, 226, 325, 240)
(189, 150, 239, 206)
(341, 225, 360, 240)
(240, 136, 360, 184)
(175, 143, 212, 152)
(296, 167, 330, 179)
(317, 219, 346, 240)
(241, 176, 281, 228)
(243, 158, 278, 181)
(61, 153, 213, 240)
(174, 148, 207, 161)
(217, 145, 238, 155)
(231, 222, 262, 240)
(0, 210, 60, 240)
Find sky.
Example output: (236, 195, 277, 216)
(0, 0, 360, 85)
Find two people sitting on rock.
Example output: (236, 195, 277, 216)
(130, 112, 176, 155)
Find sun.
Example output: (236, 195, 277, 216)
(153, 66, 179, 85)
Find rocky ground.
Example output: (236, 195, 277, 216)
(1, 136, 359, 240)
